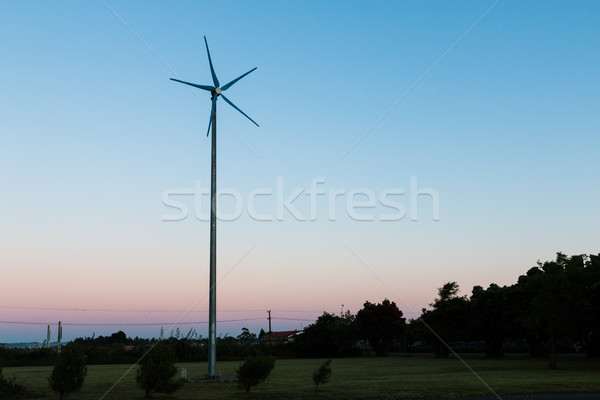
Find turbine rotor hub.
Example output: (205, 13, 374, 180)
(215, 87, 222, 95)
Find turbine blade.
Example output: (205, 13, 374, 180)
(170, 78, 214, 92)
(206, 112, 212, 137)
(204, 36, 220, 88)
(206, 96, 217, 136)
(221, 67, 257, 91)
(220, 94, 259, 127)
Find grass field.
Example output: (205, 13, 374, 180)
(4, 354, 600, 399)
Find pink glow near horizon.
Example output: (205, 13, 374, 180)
(2, 248, 536, 343)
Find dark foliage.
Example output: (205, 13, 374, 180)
(515, 253, 599, 368)
(0, 347, 56, 367)
(421, 282, 471, 358)
(237, 327, 257, 345)
(414, 253, 600, 366)
(48, 343, 87, 400)
(235, 353, 275, 393)
(136, 341, 182, 398)
(312, 359, 332, 391)
(0, 366, 28, 398)
(293, 311, 358, 357)
(356, 299, 406, 356)
(2, 251, 598, 374)
(470, 284, 509, 357)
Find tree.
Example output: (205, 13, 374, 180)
(312, 359, 332, 391)
(516, 253, 590, 368)
(108, 330, 127, 344)
(237, 327, 257, 344)
(436, 282, 460, 303)
(236, 353, 275, 393)
(356, 299, 406, 356)
(1, 366, 27, 398)
(421, 282, 470, 358)
(470, 284, 509, 357)
(48, 343, 87, 400)
(293, 311, 358, 357)
(136, 341, 182, 398)
(405, 318, 429, 354)
(586, 254, 600, 357)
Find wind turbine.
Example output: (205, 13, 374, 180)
(171, 36, 258, 379)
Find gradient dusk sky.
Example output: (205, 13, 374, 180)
(1, 1, 599, 343)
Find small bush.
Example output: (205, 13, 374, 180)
(136, 341, 182, 398)
(235, 354, 275, 393)
(0, 366, 27, 398)
(312, 359, 332, 391)
(48, 344, 87, 400)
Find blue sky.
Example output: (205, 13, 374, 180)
(1, 0, 599, 343)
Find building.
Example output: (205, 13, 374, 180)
(260, 330, 302, 345)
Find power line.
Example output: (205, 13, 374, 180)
(0, 306, 419, 320)
(0, 318, 265, 327)
(0, 305, 322, 314)
(272, 317, 315, 322)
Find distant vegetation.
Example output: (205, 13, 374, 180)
(1, 252, 598, 371)
(294, 252, 600, 368)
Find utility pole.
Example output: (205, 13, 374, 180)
(46, 325, 50, 348)
(57, 321, 62, 352)
(267, 310, 272, 347)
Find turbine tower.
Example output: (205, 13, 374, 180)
(171, 36, 258, 379)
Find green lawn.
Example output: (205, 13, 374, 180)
(4, 354, 600, 399)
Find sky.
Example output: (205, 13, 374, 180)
(1, 0, 599, 343)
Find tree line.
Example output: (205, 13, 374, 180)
(296, 252, 600, 369)
(1, 252, 598, 370)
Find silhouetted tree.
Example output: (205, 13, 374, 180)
(136, 342, 181, 398)
(48, 343, 87, 400)
(312, 359, 332, 391)
(109, 330, 127, 344)
(582, 254, 600, 356)
(294, 311, 358, 357)
(405, 318, 429, 354)
(236, 354, 275, 393)
(237, 327, 257, 344)
(356, 299, 406, 356)
(470, 283, 509, 357)
(518, 253, 588, 368)
(421, 282, 470, 358)
(1, 366, 27, 398)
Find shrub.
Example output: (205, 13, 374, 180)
(312, 359, 332, 391)
(0, 366, 27, 398)
(235, 353, 275, 393)
(48, 344, 87, 400)
(136, 341, 182, 398)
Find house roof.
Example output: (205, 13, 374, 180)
(264, 330, 300, 339)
